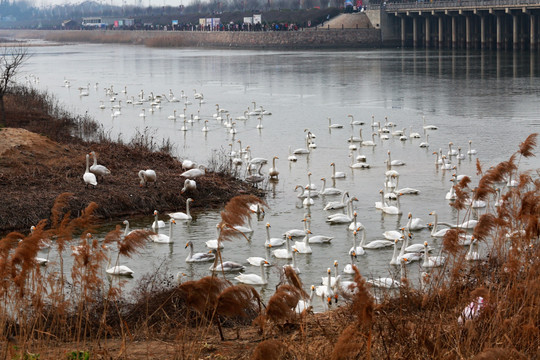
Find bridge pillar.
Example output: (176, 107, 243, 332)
(452, 16, 457, 48)
(497, 15, 502, 49)
(401, 16, 407, 47)
(413, 16, 418, 48)
(438, 16, 444, 48)
(531, 13, 536, 50)
(513, 13, 519, 49)
(480, 15, 485, 49)
(426, 16, 431, 48)
(466, 14, 471, 49)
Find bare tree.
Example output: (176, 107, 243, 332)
(0, 46, 28, 128)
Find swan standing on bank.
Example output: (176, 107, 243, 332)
(138, 169, 157, 187)
(89, 151, 111, 180)
(181, 179, 197, 193)
(83, 153, 97, 188)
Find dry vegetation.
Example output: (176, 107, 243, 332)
(0, 86, 264, 232)
(0, 130, 538, 358)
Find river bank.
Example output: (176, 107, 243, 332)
(0, 86, 263, 232)
(0, 27, 382, 49)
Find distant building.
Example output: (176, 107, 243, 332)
(62, 20, 79, 30)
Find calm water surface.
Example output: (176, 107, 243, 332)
(24, 44, 540, 308)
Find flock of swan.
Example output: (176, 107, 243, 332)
(55, 79, 520, 311)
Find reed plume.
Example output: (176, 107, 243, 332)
(517, 133, 537, 159)
(218, 194, 266, 241)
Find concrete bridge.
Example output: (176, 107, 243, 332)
(372, 0, 540, 49)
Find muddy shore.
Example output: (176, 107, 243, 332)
(0, 87, 264, 233)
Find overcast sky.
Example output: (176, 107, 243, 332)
(37, 0, 186, 8)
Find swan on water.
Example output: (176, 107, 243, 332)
(168, 198, 193, 221)
(150, 219, 176, 243)
(234, 259, 269, 285)
(185, 240, 215, 262)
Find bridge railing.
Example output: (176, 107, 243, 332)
(371, 0, 540, 11)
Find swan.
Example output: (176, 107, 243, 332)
(256, 116, 264, 129)
(429, 211, 452, 237)
(181, 165, 205, 178)
(247, 246, 273, 267)
(264, 223, 286, 247)
(465, 239, 483, 261)
(320, 177, 342, 196)
(293, 230, 313, 254)
(419, 133, 430, 148)
(234, 215, 254, 234)
(348, 211, 364, 231)
(83, 154, 97, 188)
(348, 114, 364, 125)
(367, 276, 401, 289)
(386, 150, 406, 168)
(362, 228, 394, 249)
(396, 233, 423, 263)
(168, 198, 193, 221)
(467, 140, 477, 155)
(106, 264, 134, 276)
(328, 117, 343, 129)
(447, 142, 459, 157)
(343, 252, 357, 274)
(287, 146, 298, 162)
(404, 232, 432, 253)
(151, 210, 166, 230)
(235, 260, 268, 285)
(440, 155, 453, 170)
(409, 126, 422, 138)
(326, 197, 356, 224)
(307, 231, 333, 244)
(302, 186, 315, 207)
(375, 189, 387, 210)
(422, 242, 446, 267)
(316, 268, 335, 306)
(89, 151, 111, 179)
(349, 229, 365, 255)
(272, 236, 293, 259)
(138, 169, 157, 187)
(323, 191, 349, 211)
(185, 240, 215, 262)
(349, 151, 370, 169)
(393, 175, 420, 195)
(208, 250, 245, 272)
(330, 163, 346, 180)
(295, 184, 319, 199)
(383, 227, 403, 240)
(183, 159, 197, 169)
(381, 193, 403, 215)
(283, 218, 308, 238)
(168, 110, 177, 120)
(361, 133, 377, 147)
(422, 115, 438, 130)
(284, 248, 301, 274)
(268, 156, 279, 179)
(321, 260, 340, 287)
(305, 171, 317, 191)
(139, 108, 146, 118)
(201, 120, 209, 132)
(295, 285, 316, 314)
(389, 238, 401, 265)
(405, 212, 426, 231)
(181, 179, 197, 193)
(456, 147, 466, 160)
(150, 219, 176, 243)
(205, 224, 223, 249)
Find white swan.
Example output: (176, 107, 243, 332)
(168, 198, 193, 221)
(234, 260, 268, 285)
(343, 252, 357, 274)
(208, 250, 245, 272)
(422, 115, 438, 130)
(324, 191, 349, 211)
(138, 169, 156, 187)
(328, 117, 343, 129)
(326, 197, 356, 224)
(205, 224, 223, 249)
(150, 219, 176, 243)
(151, 210, 166, 230)
(349, 229, 365, 255)
(361, 133, 377, 147)
(375, 189, 387, 210)
(181, 179, 197, 193)
(393, 175, 420, 195)
(320, 177, 342, 196)
(349, 150, 370, 169)
(362, 228, 394, 249)
(268, 156, 279, 179)
(447, 142, 459, 157)
(181, 165, 205, 178)
(287, 146, 298, 162)
(383, 227, 403, 240)
(405, 212, 426, 231)
(386, 150, 405, 168)
(456, 147, 466, 160)
(330, 162, 346, 179)
(389, 238, 401, 265)
(465, 239, 483, 261)
(168, 110, 177, 120)
(295, 285, 315, 314)
(467, 140, 477, 155)
(283, 248, 301, 274)
(264, 223, 286, 247)
(422, 242, 446, 267)
(321, 261, 340, 287)
(429, 211, 451, 237)
(83, 154, 97, 188)
(247, 245, 273, 267)
(293, 230, 313, 254)
(348, 114, 364, 126)
(316, 268, 335, 306)
(201, 120, 209, 132)
(106, 264, 134, 276)
(419, 133, 430, 148)
(348, 211, 364, 231)
(234, 215, 254, 234)
(283, 218, 308, 238)
(381, 193, 403, 215)
(89, 151, 111, 179)
(185, 240, 215, 262)
(273, 236, 293, 259)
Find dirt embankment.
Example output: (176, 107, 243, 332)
(0, 88, 263, 233)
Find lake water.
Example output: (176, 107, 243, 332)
(23, 43, 540, 309)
